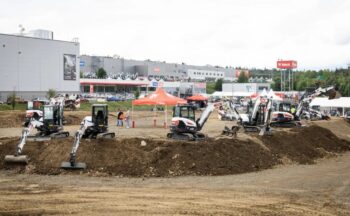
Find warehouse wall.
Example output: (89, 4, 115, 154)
(0, 34, 80, 100)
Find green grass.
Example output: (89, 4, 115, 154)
(0, 103, 27, 111)
(80, 101, 171, 112)
(0, 101, 170, 112)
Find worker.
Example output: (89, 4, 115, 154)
(117, 109, 124, 127)
(291, 105, 296, 117)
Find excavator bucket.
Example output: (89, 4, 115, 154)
(60, 161, 86, 170)
(328, 89, 341, 100)
(4, 155, 29, 164)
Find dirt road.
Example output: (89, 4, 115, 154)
(1, 152, 350, 215)
(1, 110, 350, 215)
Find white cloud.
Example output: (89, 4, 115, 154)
(0, 0, 350, 70)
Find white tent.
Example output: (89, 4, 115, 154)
(212, 91, 254, 97)
(267, 89, 283, 101)
(310, 97, 350, 116)
(261, 88, 268, 97)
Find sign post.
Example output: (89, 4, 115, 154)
(277, 60, 297, 92)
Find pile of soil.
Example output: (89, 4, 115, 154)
(0, 111, 25, 128)
(0, 111, 89, 128)
(0, 125, 349, 177)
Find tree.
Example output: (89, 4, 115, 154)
(8, 90, 17, 110)
(214, 78, 223, 91)
(47, 88, 56, 99)
(134, 88, 140, 99)
(237, 72, 248, 83)
(96, 68, 107, 79)
(80, 71, 84, 78)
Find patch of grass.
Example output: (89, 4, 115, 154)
(0, 103, 27, 111)
(80, 101, 172, 112)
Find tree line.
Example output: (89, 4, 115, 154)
(271, 68, 350, 96)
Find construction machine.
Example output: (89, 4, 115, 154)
(61, 104, 115, 169)
(295, 86, 340, 121)
(167, 103, 215, 141)
(24, 99, 50, 127)
(5, 104, 70, 164)
(222, 97, 273, 136)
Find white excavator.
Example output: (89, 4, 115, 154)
(61, 104, 115, 169)
(5, 102, 70, 164)
(221, 96, 274, 136)
(294, 86, 340, 121)
(167, 103, 215, 141)
(23, 99, 50, 127)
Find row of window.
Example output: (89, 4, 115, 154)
(193, 71, 224, 77)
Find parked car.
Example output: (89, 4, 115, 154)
(346, 111, 350, 119)
(107, 96, 124, 102)
(330, 110, 340, 117)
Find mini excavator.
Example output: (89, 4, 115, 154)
(5, 103, 69, 164)
(61, 104, 115, 169)
(167, 103, 215, 141)
(221, 97, 273, 136)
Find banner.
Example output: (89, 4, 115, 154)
(63, 54, 77, 80)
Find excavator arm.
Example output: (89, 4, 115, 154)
(195, 103, 215, 131)
(5, 118, 43, 164)
(61, 122, 87, 169)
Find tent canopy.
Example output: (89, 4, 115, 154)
(250, 89, 283, 101)
(267, 89, 283, 101)
(310, 97, 350, 108)
(132, 88, 187, 106)
(187, 94, 208, 101)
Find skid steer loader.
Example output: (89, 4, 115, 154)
(5, 104, 70, 164)
(61, 104, 115, 170)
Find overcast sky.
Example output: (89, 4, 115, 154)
(1, 0, 350, 70)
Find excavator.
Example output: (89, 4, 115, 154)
(61, 104, 115, 169)
(23, 99, 50, 127)
(270, 86, 340, 124)
(221, 96, 274, 136)
(294, 86, 340, 121)
(5, 103, 70, 164)
(167, 103, 215, 141)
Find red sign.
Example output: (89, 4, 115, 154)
(153, 67, 160, 72)
(277, 60, 297, 69)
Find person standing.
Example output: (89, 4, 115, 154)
(125, 108, 130, 128)
(117, 109, 124, 127)
(116, 109, 120, 126)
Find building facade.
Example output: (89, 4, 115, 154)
(80, 55, 235, 81)
(0, 33, 80, 100)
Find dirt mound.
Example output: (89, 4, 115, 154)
(0, 111, 89, 128)
(0, 111, 25, 128)
(0, 125, 349, 177)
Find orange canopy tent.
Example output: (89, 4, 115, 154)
(186, 94, 208, 101)
(132, 88, 187, 128)
(132, 88, 186, 105)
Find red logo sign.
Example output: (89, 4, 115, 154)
(277, 60, 297, 69)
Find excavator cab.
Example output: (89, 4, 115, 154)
(173, 105, 196, 121)
(92, 104, 108, 133)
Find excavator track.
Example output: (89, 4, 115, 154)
(50, 131, 70, 139)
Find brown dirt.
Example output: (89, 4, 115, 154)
(1, 125, 349, 177)
(0, 111, 25, 128)
(0, 111, 89, 128)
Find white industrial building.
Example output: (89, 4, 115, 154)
(0, 33, 80, 101)
(216, 83, 271, 97)
(187, 69, 225, 80)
